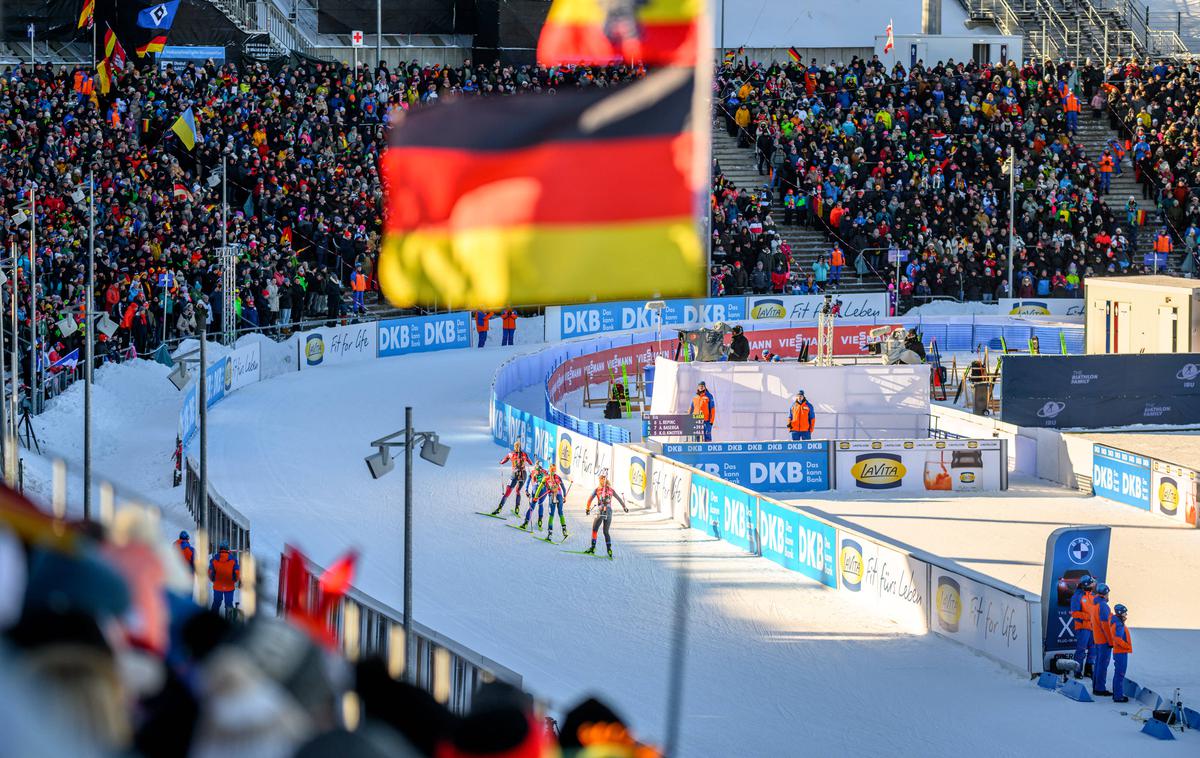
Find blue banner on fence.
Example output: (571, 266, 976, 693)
(554, 298, 746, 339)
(179, 356, 229, 446)
(756, 500, 838, 587)
(664, 441, 830, 493)
(377, 313, 471, 357)
(1091, 445, 1151, 509)
(688, 474, 759, 553)
(1040, 526, 1111, 664)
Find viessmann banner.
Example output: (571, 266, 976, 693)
(1001, 354, 1200, 428)
(833, 440, 1006, 492)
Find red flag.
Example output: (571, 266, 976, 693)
(279, 544, 358, 650)
(884, 19, 894, 54)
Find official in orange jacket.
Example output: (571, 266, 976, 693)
(690, 382, 715, 441)
(1063, 92, 1080, 133)
(350, 262, 368, 314)
(174, 531, 195, 573)
(1089, 583, 1114, 696)
(786, 390, 816, 441)
(1069, 575, 1096, 678)
(500, 309, 518, 346)
(474, 311, 494, 348)
(208, 541, 240, 612)
(1109, 603, 1132, 702)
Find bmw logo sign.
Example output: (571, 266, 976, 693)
(1067, 537, 1094, 566)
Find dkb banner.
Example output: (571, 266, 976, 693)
(1001, 354, 1200, 428)
(1040, 527, 1111, 670)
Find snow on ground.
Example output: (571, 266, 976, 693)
(785, 479, 1200, 700)
(194, 344, 1194, 755)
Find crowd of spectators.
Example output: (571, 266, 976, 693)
(0, 487, 657, 757)
(710, 53, 1198, 305)
(3, 57, 643, 393)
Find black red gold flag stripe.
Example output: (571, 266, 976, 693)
(537, 0, 700, 66)
(379, 67, 704, 309)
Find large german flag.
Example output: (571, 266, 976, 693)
(538, 0, 700, 66)
(379, 67, 705, 309)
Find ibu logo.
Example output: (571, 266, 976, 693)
(1067, 537, 1094, 566)
(1037, 401, 1066, 419)
(840, 539, 864, 592)
(305, 334, 324, 365)
(1177, 363, 1199, 386)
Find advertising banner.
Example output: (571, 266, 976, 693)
(1091, 445, 1151, 510)
(299, 322, 377, 370)
(756, 499, 837, 587)
(179, 356, 230, 447)
(610, 446, 650, 511)
(744, 293, 888, 322)
(547, 340, 674, 403)
(556, 428, 612, 494)
(1001, 354, 1200, 428)
(1149, 460, 1198, 526)
(225, 343, 261, 393)
(377, 312, 471, 358)
(998, 299, 1085, 317)
(688, 474, 759, 554)
(838, 534, 929, 629)
(1039, 527, 1111, 667)
(833, 439, 1005, 492)
(649, 456, 692, 526)
(547, 298, 746, 341)
(662, 440, 830, 493)
(930, 565, 1031, 672)
(739, 324, 902, 358)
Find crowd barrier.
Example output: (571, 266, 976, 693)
(277, 552, 522, 714)
(543, 294, 1085, 352)
(1091, 444, 1199, 527)
(606, 444, 1042, 675)
(176, 310, 521, 711)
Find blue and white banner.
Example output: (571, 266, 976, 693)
(744, 293, 888, 321)
(377, 312, 471, 358)
(546, 298, 746, 340)
(757, 499, 837, 587)
(1040, 526, 1111, 666)
(1091, 445, 1151, 509)
(179, 356, 229, 446)
(688, 474, 759, 554)
(299, 322, 376, 370)
(663, 440, 830, 493)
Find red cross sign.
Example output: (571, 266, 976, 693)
(351, 30, 364, 47)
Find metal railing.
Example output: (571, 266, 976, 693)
(184, 458, 251, 554)
(278, 551, 523, 714)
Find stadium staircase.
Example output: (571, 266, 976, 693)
(957, 0, 1187, 62)
(711, 122, 888, 294)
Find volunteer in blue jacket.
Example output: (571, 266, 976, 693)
(1110, 604, 1132, 703)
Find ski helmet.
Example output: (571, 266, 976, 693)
(1113, 604, 1128, 617)
(1078, 574, 1094, 589)
(179, 530, 190, 540)
(218, 540, 230, 551)
(549, 464, 557, 473)
(1095, 582, 1110, 596)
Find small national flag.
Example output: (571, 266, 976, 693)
(77, 0, 95, 29)
(884, 19, 895, 54)
(136, 35, 168, 57)
(137, 0, 180, 31)
(50, 349, 80, 372)
(723, 49, 735, 63)
(96, 59, 111, 95)
(787, 46, 801, 63)
(538, 0, 700, 66)
(172, 182, 193, 202)
(170, 107, 198, 150)
(379, 67, 704, 309)
(281, 226, 293, 246)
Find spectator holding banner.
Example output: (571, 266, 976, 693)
(785, 390, 816, 441)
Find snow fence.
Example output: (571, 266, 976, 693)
(493, 325, 1050, 676)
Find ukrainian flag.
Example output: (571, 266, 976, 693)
(171, 107, 198, 150)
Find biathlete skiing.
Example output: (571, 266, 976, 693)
(584, 474, 627, 558)
(522, 464, 567, 537)
(492, 440, 532, 516)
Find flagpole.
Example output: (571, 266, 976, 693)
(29, 186, 37, 415)
(84, 170, 95, 520)
(92, 20, 96, 70)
